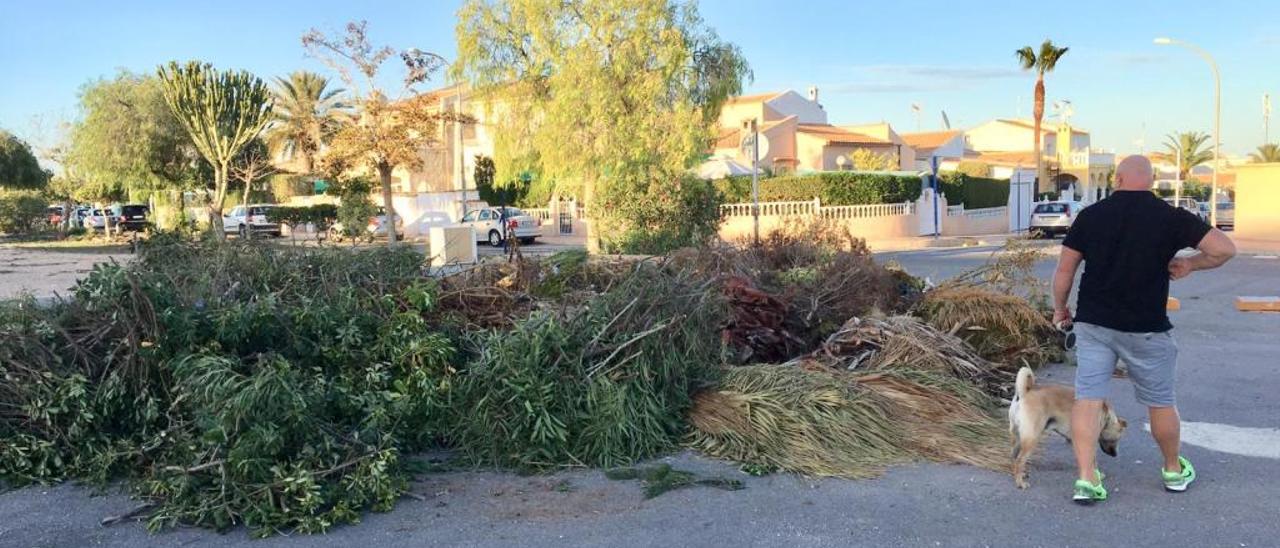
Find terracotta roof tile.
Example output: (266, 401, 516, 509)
(795, 124, 889, 145)
(902, 130, 962, 149)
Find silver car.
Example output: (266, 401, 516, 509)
(460, 206, 541, 247)
(1029, 201, 1084, 238)
(1213, 201, 1234, 229)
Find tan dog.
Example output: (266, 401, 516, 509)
(1008, 367, 1127, 489)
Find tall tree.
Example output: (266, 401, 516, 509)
(303, 20, 456, 245)
(454, 0, 749, 251)
(1163, 131, 1213, 180)
(0, 129, 49, 190)
(266, 71, 351, 174)
(66, 72, 202, 204)
(1248, 143, 1280, 163)
(157, 61, 273, 237)
(1015, 39, 1069, 192)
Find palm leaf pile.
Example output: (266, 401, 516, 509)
(688, 365, 1009, 478)
(915, 283, 1057, 367)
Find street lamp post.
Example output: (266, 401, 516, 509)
(1155, 37, 1220, 227)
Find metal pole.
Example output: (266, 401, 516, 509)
(1211, 55, 1221, 227)
(456, 83, 467, 219)
(751, 119, 760, 245)
(930, 155, 940, 238)
(1174, 145, 1181, 206)
(1156, 38, 1220, 227)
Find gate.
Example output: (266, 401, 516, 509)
(558, 211, 573, 235)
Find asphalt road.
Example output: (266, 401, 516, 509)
(1, 245, 1277, 547)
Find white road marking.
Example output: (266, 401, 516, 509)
(1144, 421, 1280, 459)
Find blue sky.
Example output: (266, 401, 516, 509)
(2, 0, 1277, 161)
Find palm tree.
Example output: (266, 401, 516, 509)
(1249, 143, 1280, 163)
(1016, 40, 1069, 192)
(266, 71, 350, 174)
(1163, 131, 1213, 180)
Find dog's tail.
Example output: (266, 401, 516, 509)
(1014, 367, 1035, 399)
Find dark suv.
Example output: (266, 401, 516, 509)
(118, 204, 151, 232)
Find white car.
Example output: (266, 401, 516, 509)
(1029, 201, 1084, 238)
(460, 206, 541, 247)
(1163, 197, 1204, 221)
(83, 208, 120, 231)
(222, 204, 280, 238)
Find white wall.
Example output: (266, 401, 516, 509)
(765, 90, 827, 124)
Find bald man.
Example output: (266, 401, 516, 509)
(1053, 155, 1235, 504)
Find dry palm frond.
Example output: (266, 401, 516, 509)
(916, 283, 1056, 366)
(790, 315, 1016, 396)
(688, 365, 906, 478)
(688, 365, 1010, 478)
(854, 372, 1008, 472)
(946, 238, 1051, 304)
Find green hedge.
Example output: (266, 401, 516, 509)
(714, 172, 923, 206)
(938, 173, 1009, 210)
(0, 190, 47, 235)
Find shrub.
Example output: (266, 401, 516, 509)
(715, 172, 924, 206)
(0, 240, 450, 536)
(268, 173, 314, 201)
(956, 161, 992, 178)
(939, 173, 1009, 209)
(0, 190, 47, 234)
(597, 174, 723, 254)
(333, 179, 377, 239)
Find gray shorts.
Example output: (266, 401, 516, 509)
(1073, 322, 1178, 407)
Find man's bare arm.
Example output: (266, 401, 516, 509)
(1169, 228, 1236, 280)
(1053, 246, 1084, 326)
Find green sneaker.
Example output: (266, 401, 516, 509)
(1072, 470, 1108, 504)
(1162, 456, 1196, 492)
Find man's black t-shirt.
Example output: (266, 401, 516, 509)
(1062, 191, 1211, 333)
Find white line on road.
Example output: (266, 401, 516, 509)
(1145, 421, 1280, 459)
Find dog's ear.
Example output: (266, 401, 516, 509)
(1119, 418, 1128, 428)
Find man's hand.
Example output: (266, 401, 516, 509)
(1168, 257, 1193, 280)
(1053, 307, 1073, 329)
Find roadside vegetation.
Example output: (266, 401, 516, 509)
(0, 224, 1060, 536)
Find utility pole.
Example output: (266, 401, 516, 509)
(1265, 93, 1272, 144)
(1174, 145, 1182, 206)
(455, 83, 467, 218)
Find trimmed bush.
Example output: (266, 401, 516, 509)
(939, 173, 1009, 210)
(715, 172, 924, 206)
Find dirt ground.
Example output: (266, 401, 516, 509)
(0, 244, 130, 300)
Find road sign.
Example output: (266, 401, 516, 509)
(740, 132, 769, 160)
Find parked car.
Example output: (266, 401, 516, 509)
(117, 204, 151, 232)
(1029, 201, 1084, 238)
(1214, 201, 1234, 229)
(222, 204, 281, 238)
(46, 205, 64, 226)
(71, 206, 93, 228)
(460, 206, 541, 246)
(329, 207, 404, 241)
(83, 208, 120, 232)
(1163, 197, 1204, 221)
